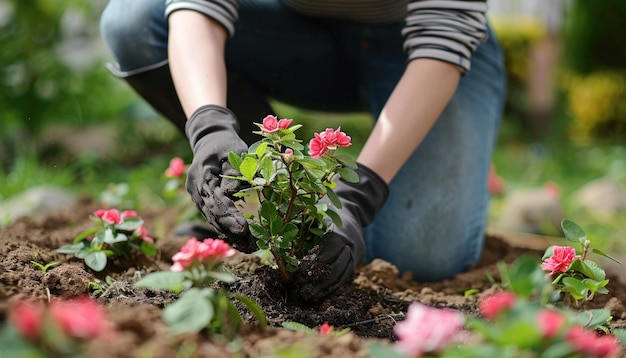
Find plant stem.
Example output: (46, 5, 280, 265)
(271, 248, 293, 282)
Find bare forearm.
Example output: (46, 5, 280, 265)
(168, 11, 228, 117)
(358, 59, 461, 183)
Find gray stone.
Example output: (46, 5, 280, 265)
(0, 185, 77, 225)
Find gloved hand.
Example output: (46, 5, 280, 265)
(185, 105, 254, 251)
(298, 163, 389, 300)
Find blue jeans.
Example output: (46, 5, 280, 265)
(101, 0, 506, 281)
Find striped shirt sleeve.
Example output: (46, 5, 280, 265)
(165, 0, 239, 37)
(403, 0, 488, 73)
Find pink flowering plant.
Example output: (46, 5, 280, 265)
(223, 115, 357, 282)
(134, 237, 265, 338)
(55, 208, 156, 272)
(0, 297, 114, 356)
(541, 219, 621, 304)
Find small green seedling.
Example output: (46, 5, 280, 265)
(30, 260, 61, 273)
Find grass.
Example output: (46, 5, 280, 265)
(1, 106, 624, 258)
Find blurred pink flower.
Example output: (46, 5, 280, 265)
(121, 210, 138, 219)
(165, 157, 186, 177)
(479, 291, 516, 320)
(261, 115, 292, 133)
(171, 237, 235, 272)
(10, 300, 44, 340)
(394, 302, 464, 357)
(565, 325, 621, 358)
(541, 246, 576, 275)
(487, 164, 506, 195)
(50, 297, 112, 340)
(94, 209, 122, 225)
(320, 322, 332, 335)
(537, 308, 566, 338)
(136, 226, 154, 243)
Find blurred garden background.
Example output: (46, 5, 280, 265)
(1, 0, 625, 262)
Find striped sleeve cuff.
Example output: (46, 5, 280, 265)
(165, 0, 239, 37)
(403, 0, 488, 73)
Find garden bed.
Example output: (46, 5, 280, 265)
(1, 197, 625, 357)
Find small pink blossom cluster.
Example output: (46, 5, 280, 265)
(165, 157, 186, 177)
(9, 297, 113, 343)
(171, 237, 235, 272)
(566, 325, 622, 358)
(308, 127, 352, 159)
(541, 245, 577, 275)
(479, 291, 517, 320)
(260, 115, 293, 133)
(93, 208, 154, 243)
(394, 302, 464, 357)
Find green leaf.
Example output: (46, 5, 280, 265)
(228, 151, 243, 170)
(73, 227, 100, 243)
(324, 188, 342, 209)
(497, 320, 542, 348)
(232, 294, 267, 327)
(561, 219, 587, 245)
(259, 155, 274, 182)
(55, 242, 86, 254)
(140, 241, 157, 256)
(333, 154, 358, 169)
(281, 223, 299, 242)
(85, 251, 108, 272)
(268, 213, 283, 237)
(163, 288, 214, 334)
(102, 229, 128, 244)
(249, 222, 269, 241)
(570, 259, 606, 281)
(591, 248, 622, 264)
(206, 271, 237, 283)
(325, 208, 343, 229)
(562, 277, 589, 300)
(282, 321, 314, 334)
(115, 217, 143, 231)
(574, 309, 612, 329)
(240, 156, 258, 182)
(133, 271, 189, 292)
(337, 168, 359, 183)
(255, 141, 268, 158)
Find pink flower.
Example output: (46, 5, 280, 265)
(165, 157, 185, 177)
(121, 210, 138, 219)
(541, 246, 576, 275)
(320, 127, 351, 149)
(307, 128, 351, 158)
(9, 300, 44, 340)
(283, 148, 294, 161)
(537, 308, 566, 338)
(394, 302, 464, 357)
(170, 237, 235, 272)
(94, 208, 122, 225)
(136, 226, 154, 244)
(50, 297, 112, 339)
(565, 325, 621, 358)
(260, 115, 293, 133)
(487, 165, 505, 195)
(320, 322, 332, 335)
(479, 291, 516, 320)
(308, 132, 328, 158)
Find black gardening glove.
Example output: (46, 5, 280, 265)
(185, 105, 254, 251)
(298, 163, 389, 300)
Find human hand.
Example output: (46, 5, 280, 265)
(185, 105, 254, 251)
(298, 164, 389, 300)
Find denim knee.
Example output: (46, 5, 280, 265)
(100, 0, 168, 72)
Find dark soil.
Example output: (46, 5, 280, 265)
(1, 197, 625, 357)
